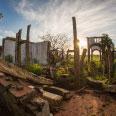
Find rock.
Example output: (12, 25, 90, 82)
(0, 59, 53, 85)
(42, 91, 63, 106)
(86, 77, 105, 90)
(30, 97, 50, 116)
(104, 85, 116, 93)
(43, 86, 71, 100)
(0, 72, 5, 77)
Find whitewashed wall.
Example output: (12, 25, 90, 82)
(3, 39, 49, 65)
(30, 43, 37, 63)
(36, 41, 49, 65)
(21, 43, 26, 65)
(4, 39, 16, 63)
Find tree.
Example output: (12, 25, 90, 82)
(101, 34, 114, 79)
(40, 33, 69, 66)
(40, 33, 69, 51)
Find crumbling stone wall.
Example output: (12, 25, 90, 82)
(3, 37, 50, 65)
(3, 39, 16, 63)
(31, 41, 50, 65)
(21, 43, 26, 65)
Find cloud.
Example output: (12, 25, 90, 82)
(0, 29, 15, 45)
(14, 0, 116, 46)
(0, 29, 15, 37)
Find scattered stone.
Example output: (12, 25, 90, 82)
(86, 77, 106, 89)
(0, 72, 5, 77)
(31, 97, 45, 107)
(42, 91, 63, 106)
(104, 85, 116, 93)
(5, 77, 13, 81)
(43, 86, 71, 100)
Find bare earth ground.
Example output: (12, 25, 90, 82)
(54, 89, 116, 116)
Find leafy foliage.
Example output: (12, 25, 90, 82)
(28, 64, 43, 75)
(5, 55, 13, 63)
(101, 34, 114, 76)
(94, 75, 107, 81)
(55, 67, 68, 78)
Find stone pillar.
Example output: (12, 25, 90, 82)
(87, 38, 90, 62)
(26, 24, 31, 66)
(47, 41, 51, 64)
(80, 49, 87, 67)
(100, 50, 102, 61)
(16, 29, 22, 66)
(72, 17, 80, 80)
(2, 38, 5, 59)
(91, 49, 93, 61)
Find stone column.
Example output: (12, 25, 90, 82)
(2, 38, 5, 59)
(100, 50, 102, 61)
(80, 49, 87, 67)
(91, 49, 93, 61)
(72, 17, 80, 81)
(87, 38, 90, 62)
(26, 24, 31, 66)
(16, 29, 22, 66)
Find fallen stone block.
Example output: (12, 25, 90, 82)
(42, 91, 63, 106)
(43, 86, 71, 100)
(104, 85, 116, 93)
(86, 77, 106, 90)
(30, 97, 50, 116)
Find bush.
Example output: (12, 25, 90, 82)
(94, 75, 107, 81)
(55, 67, 68, 78)
(28, 64, 43, 75)
(88, 61, 97, 77)
(5, 55, 13, 63)
(87, 61, 103, 77)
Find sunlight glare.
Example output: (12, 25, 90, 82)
(79, 39, 87, 49)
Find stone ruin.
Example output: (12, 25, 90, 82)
(87, 36, 103, 62)
(0, 59, 71, 116)
(87, 36, 115, 62)
(2, 25, 51, 66)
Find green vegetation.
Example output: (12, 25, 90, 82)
(28, 64, 43, 75)
(5, 55, 13, 63)
(55, 67, 68, 78)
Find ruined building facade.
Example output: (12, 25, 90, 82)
(2, 25, 51, 65)
(2, 37, 50, 65)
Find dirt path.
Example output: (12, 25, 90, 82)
(54, 89, 116, 116)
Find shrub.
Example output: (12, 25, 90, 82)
(28, 64, 43, 75)
(55, 67, 67, 78)
(94, 75, 107, 81)
(87, 61, 104, 77)
(88, 61, 97, 77)
(5, 55, 13, 63)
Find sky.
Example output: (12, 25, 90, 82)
(0, 0, 116, 49)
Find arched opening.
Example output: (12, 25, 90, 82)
(91, 50, 101, 62)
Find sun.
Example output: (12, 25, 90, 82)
(79, 39, 87, 49)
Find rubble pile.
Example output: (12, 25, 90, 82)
(0, 60, 71, 116)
